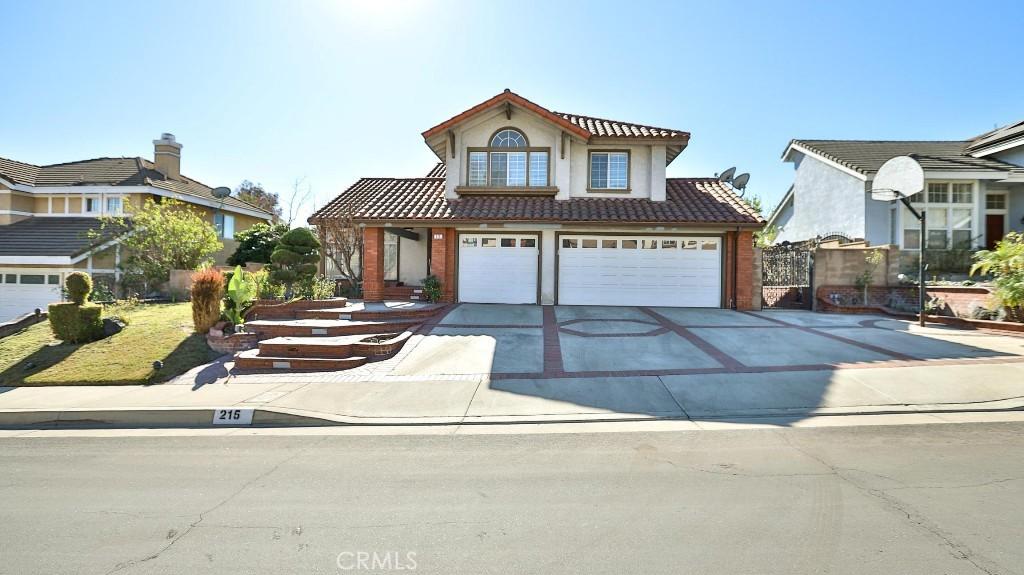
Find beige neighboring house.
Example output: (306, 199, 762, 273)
(0, 133, 274, 321)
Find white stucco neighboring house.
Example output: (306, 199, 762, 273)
(768, 119, 1024, 252)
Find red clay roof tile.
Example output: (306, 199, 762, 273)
(310, 171, 762, 226)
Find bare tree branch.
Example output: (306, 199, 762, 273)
(319, 200, 363, 288)
(285, 177, 314, 228)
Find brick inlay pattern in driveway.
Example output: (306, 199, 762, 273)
(640, 307, 746, 370)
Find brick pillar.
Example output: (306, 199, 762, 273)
(363, 227, 385, 302)
(723, 232, 735, 309)
(429, 228, 456, 303)
(735, 230, 755, 310)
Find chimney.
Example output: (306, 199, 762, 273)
(153, 133, 182, 179)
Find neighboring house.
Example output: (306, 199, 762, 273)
(769, 119, 1024, 251)
(0, 134, 274, 321)
(311, 90, 763, 308)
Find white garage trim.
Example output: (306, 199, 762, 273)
(456, 232, 541, 304)
(556, 233, 723, 307)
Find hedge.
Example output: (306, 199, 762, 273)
(48, 302, 104, 343)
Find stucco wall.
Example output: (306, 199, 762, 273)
(1009, 187, 1024, 235)
(776, 153, 866, 243)
(398, 229, 429, 286)
(443, 106, 665, 201)
(993, 147, 1024, 167)
(863, 193, 892, 246)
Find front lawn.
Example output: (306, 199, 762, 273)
(0, 303, 218, 386)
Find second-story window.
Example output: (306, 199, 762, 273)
(589, 151, 629, 191)
(105, 197, 123, 215)
(466, 128, 549, 188)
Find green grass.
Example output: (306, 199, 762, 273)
(0, 303, 218, 386)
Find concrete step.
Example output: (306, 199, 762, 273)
(234, 349, 367, 371)
(244, 318, 419, 338)
(257, 332, 412, 359)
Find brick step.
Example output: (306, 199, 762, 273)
(298, 305, 444, 321)
(234, 349, 367, 371)
(245, 318, 419, 338)
(258, 331, 413, 359)
(246, 298, 348, 320)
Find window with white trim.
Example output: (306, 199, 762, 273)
(589, 151, 629, 190)
(903, 182, 975, 250)
(214, 213, 236, 240)
(84, 197, 98, 214)
(105, 196, 123, 215)
(466, 129, 550, 187)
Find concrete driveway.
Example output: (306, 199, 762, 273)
(395, 303, 1024, 377)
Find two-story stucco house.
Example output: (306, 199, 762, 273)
(311, 90, 763, 308)
(768, 119, 1024, 251)
(0, 134, 274, 320)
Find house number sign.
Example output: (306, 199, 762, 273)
(212, 408, 254, 425)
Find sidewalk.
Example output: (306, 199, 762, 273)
(2, 358, 1024, 428)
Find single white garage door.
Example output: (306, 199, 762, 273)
(458, 234, 539, 304)
(0, 271, 63, 322)
(558, 235, 722, 307)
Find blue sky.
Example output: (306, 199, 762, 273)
(1, 0, 1021, 223)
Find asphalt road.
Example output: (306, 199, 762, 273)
(2, 424, 1023, 575)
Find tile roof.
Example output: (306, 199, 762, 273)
(788, 140, 1017, 175)
(0, 217, 128, 257)
(310, 171, 762, 226)
(0, 155, 273, 216)
(967, 119, 1024, 154)
(554, 112, 687, 140)
(422, 89, 688, 143)
(425, 163, 446, 178)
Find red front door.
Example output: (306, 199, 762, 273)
(985, 214, 1005, 250)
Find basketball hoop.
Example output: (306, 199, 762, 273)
(871, 156, 924, 202)
(872, 155, 927, 326)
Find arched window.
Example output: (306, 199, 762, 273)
(467, 128, 549, 188)
(490, 129, 527, 148)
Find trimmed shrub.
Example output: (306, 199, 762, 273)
(65, 271, 93, 305)
(191, 267, 225, 333)
(268, 227, 321, 297)
(48, 302, 104, 343)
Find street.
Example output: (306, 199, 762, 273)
(2, 423, 1023, 574)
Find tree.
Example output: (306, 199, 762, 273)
(747, 194, 779, 248)
(227, 222, 288, 266)
(268, 227, 321, 297)
(319, 200, 363, 288)
(235, 180, 282, 221)
(284, 177, 314, 228)
(99, 198, 222, 290)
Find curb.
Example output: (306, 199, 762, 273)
(2, 398, 1024, 430)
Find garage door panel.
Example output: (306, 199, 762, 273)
(558, 235, 721, 308)
(458, 235, 539, 304)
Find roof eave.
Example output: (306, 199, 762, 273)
(421, 90, 593, 142)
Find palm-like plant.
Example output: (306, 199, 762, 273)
(970, 232, 1024, 315)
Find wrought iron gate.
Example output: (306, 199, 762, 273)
(762, 243, 814, 309)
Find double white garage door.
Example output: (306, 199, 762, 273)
(457, 234, 722, 307)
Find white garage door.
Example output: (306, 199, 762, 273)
(458, 234, 539, 304)
(558, 235, 722, 307)
(0, 271, 64, 322)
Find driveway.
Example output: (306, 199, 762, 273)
(394, 304, 1024, 378)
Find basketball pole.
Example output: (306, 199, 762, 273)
(899, 196, 927, 327)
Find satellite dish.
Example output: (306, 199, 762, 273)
(871, 156, 923, 202)
(211, 186, 232, 199)
(718, 167, 736, 183)
(732, 173, 750, 190)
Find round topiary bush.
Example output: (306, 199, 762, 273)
(65, 271, 93, 305)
